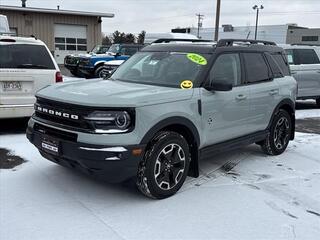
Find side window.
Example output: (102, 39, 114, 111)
(243, 53, 270, 83)
(285, 49, 295, 65)
(295, 49, 320, 64)
(209, 53, 241, 86)
(271, 53, 290, 76)
(124, 47, 138, 56)
(265, 53, 284, 78)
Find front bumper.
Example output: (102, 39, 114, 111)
(78, 65, 94, 76)
(26, 121, 145, 183)
(64, 64, 78, 72)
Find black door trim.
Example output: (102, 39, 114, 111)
(199, 130, 268, 160)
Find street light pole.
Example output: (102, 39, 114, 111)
(196, 13, 204, 39)
(214, 0, 221, 41)
(253, 5, 264, 40)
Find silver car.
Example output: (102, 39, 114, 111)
(282, 45, 320, 107)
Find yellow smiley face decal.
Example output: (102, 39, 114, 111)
(180, 80, 193, 89)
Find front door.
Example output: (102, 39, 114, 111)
(201, 53, 251, 147)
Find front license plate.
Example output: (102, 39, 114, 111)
(42, 138, 59, 155)
(2, 81, 22, 91)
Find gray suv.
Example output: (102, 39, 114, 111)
(282, 45, 320, 107)
(27, 39, 297, 199)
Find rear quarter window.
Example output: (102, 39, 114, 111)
(243, 53, 270, 83)
(265, 53, 284, 78)
(271, 53, 290, 76)
(0, 44, 55, 69)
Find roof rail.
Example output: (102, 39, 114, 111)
(0, 32, 37, 39)
(217, 39, 276, 47)
(152, 38, 213, 44)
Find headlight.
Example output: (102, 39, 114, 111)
(84, 111, 133, 133)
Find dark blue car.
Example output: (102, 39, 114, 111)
(78, 44, 144, 78)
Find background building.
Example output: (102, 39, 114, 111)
(0, 4, 114, 63)
(287, 28, 320, 45)
(172, 24, 315, 44)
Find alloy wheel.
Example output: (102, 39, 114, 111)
(154, 143, 186, 190)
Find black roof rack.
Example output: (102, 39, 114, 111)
(152, 38, 213, 44)
(0, 32, 37, 39)
(217, 39, 276, 47)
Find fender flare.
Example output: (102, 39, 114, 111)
(94, 60, 108, 67)
(140, 116, 200, 146)
(140, 116, 200, 178)
(268, 98, 295, 140)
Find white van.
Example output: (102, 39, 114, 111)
(0, 35, 62, 119)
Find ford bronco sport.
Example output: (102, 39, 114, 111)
(27, 39, 297, 199)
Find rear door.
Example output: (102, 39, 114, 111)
(0, 43, 57, 105)
(286, 48, 320, 98)
(243, 52, 281, 133)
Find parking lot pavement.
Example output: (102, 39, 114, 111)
(0, 107, 319, 240)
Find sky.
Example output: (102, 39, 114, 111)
(1, 0, 320, 34)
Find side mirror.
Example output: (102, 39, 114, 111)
(206, 80, 233, 92)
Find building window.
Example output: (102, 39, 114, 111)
(301, 36, 319, 42)
(54, 37, 87, 51)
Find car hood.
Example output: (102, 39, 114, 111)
(36, 80, 194, 107)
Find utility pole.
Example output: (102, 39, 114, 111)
(214, 0, 221, 41)
(196, 13, 204, 39)
(253, 5, 264, 40)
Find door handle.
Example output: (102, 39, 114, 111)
(269, 89, 279, 96)
(236, 94, 247, 100)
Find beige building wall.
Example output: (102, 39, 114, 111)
(287, 28, 320, 45)
(1, 9, 102, 52)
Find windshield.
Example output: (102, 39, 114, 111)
(92, 45, 109, 54)
(108, 44, 120, 54)
(0, 44, 55, 69)
(111, 51, 210, 88)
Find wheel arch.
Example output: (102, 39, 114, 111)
(140, 117, 200, 178)
(93, 61, 107, 68)
(269, 99, 295, 140)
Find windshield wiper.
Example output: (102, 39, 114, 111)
(17, 64, 49, 69)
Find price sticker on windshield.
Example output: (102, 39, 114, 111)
(187, 53, 207, 65)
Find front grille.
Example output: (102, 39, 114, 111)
(34, 123, 78, 142)
(78, 58, 90, 67)
(65, 56, 79, 65)
(34, 98, 94, 132)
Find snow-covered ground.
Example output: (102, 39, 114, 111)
(1, 110, 320, 240)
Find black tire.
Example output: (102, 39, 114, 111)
(261, 109, 292, 155)
(136, 131, 190, 199)
(316, 98, 320, 108)
(94, 66, 106, 78)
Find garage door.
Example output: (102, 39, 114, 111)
(54, 24, 87, 64)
